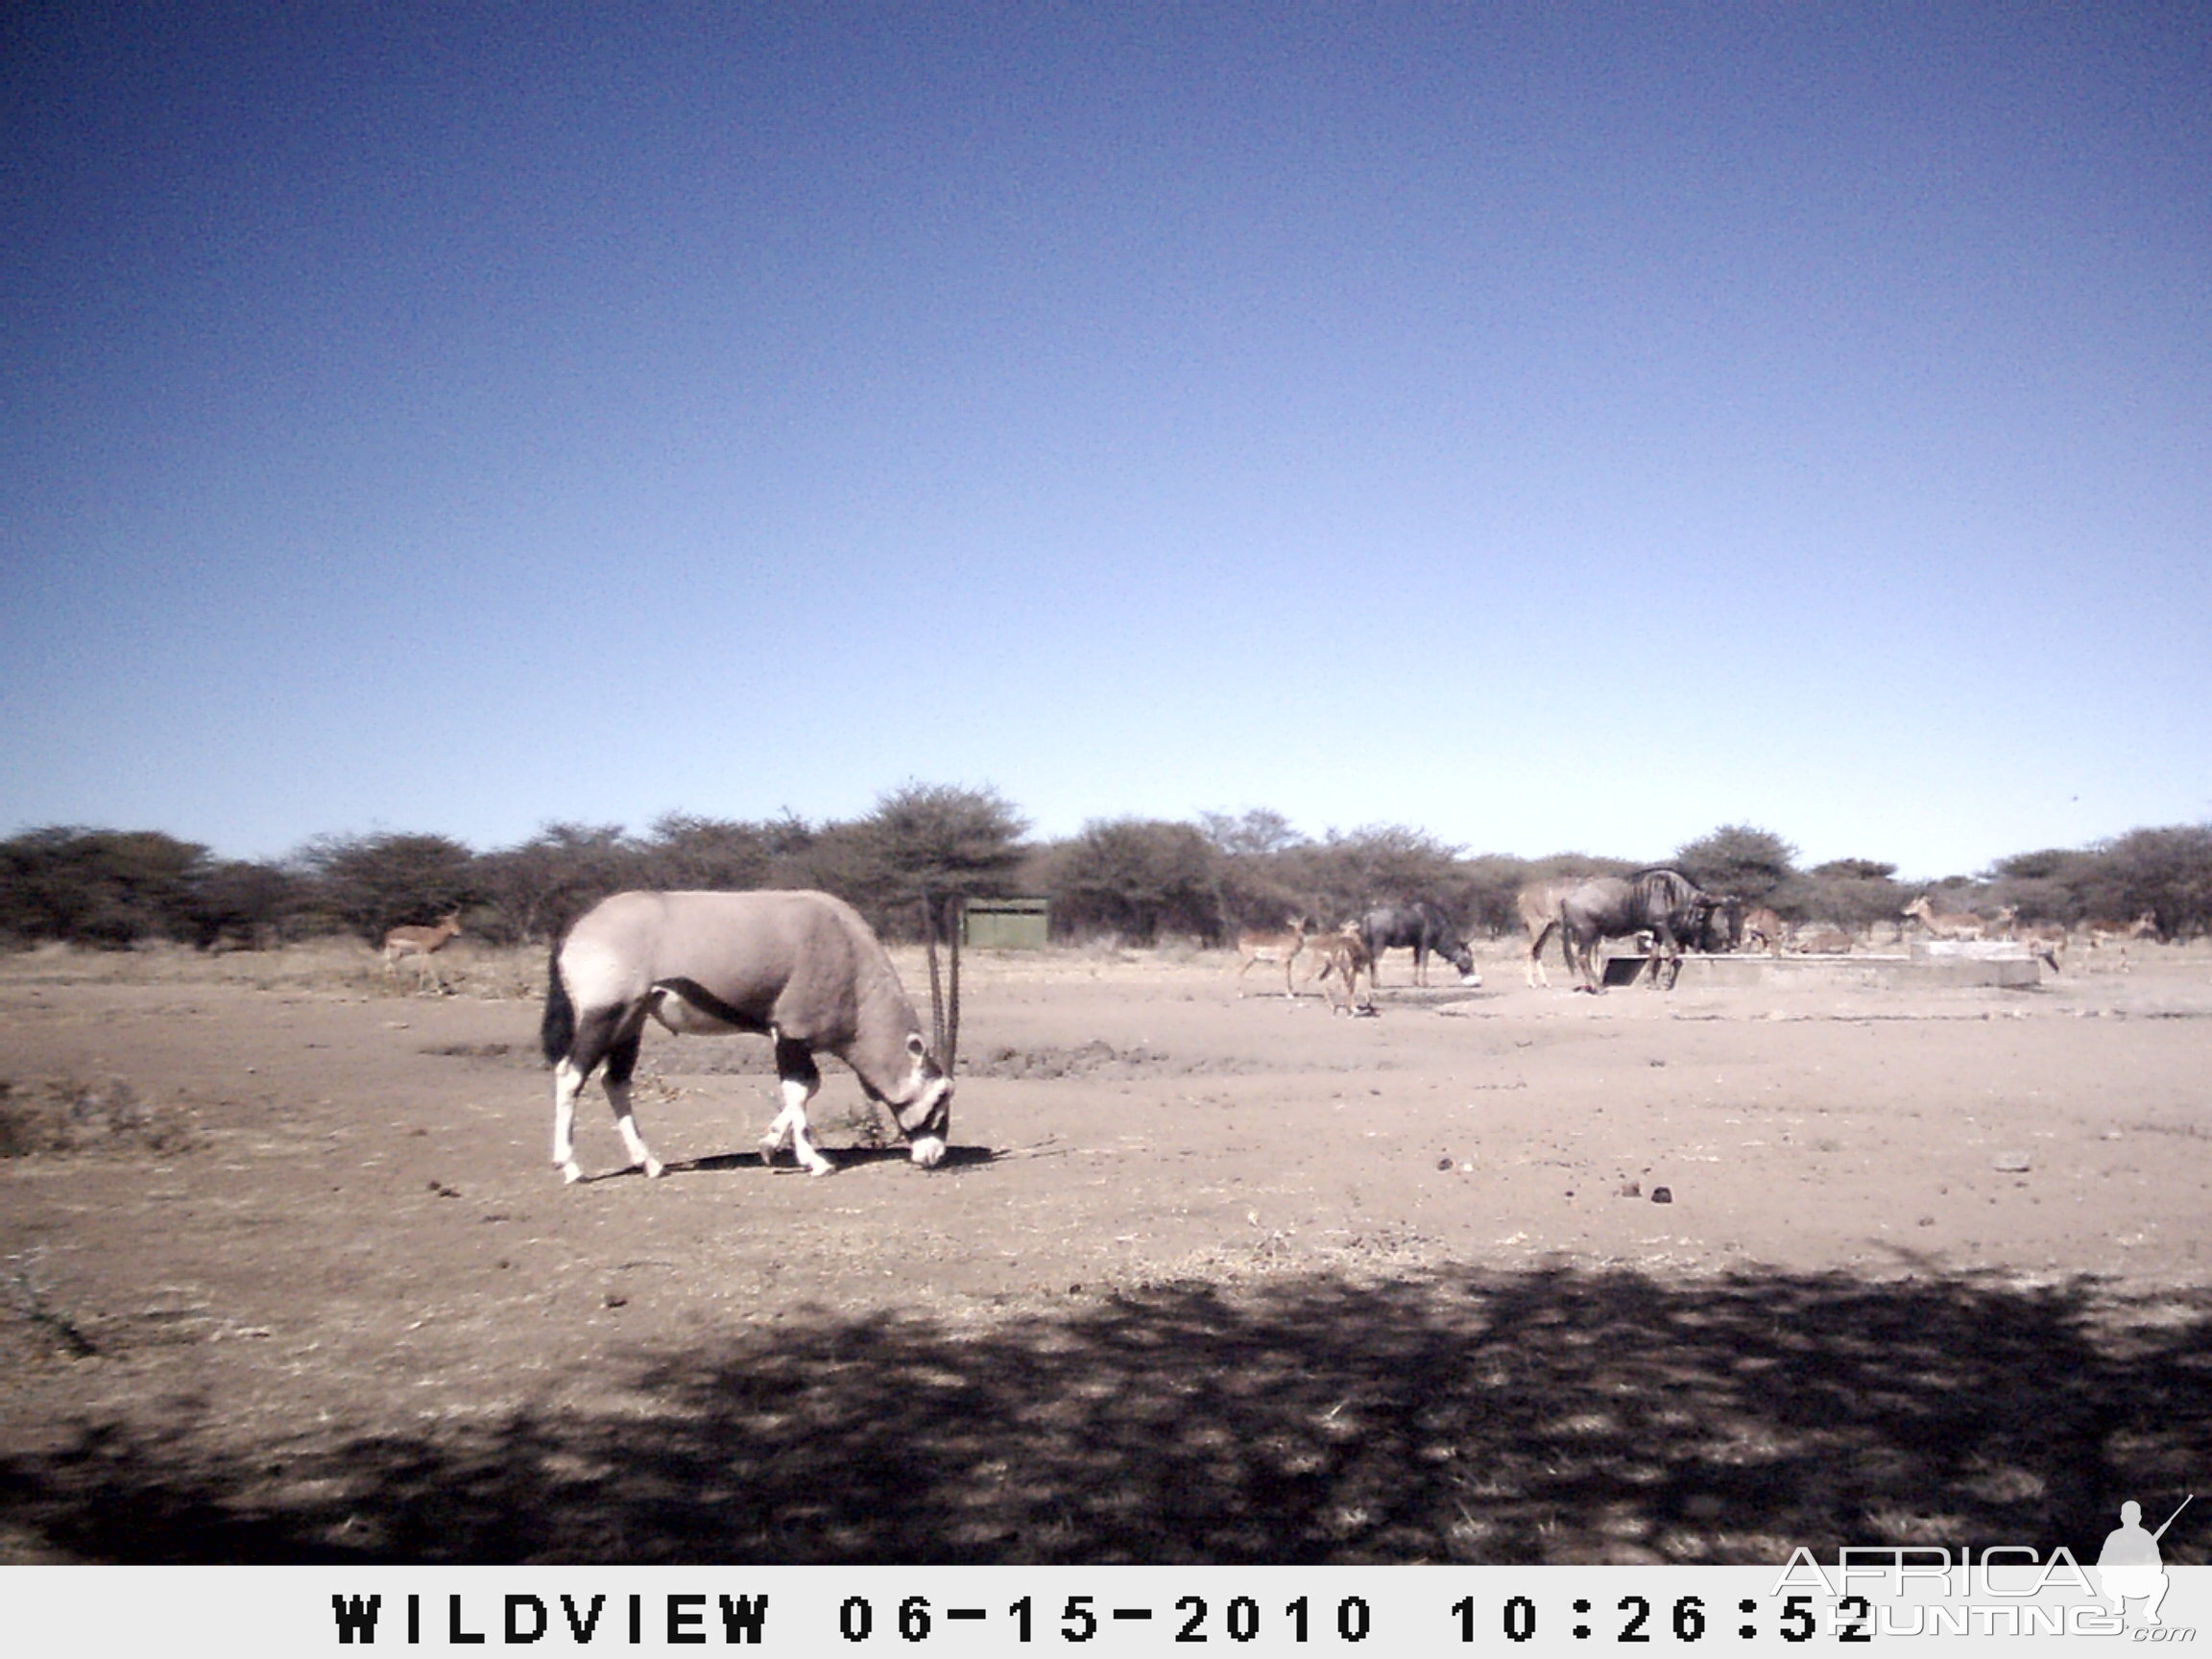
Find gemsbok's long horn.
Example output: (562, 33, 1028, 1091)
(923, 890, 959, 1078)
(945, 895, 961, 1077)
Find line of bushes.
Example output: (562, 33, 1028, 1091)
(4, 794, 2207, 952)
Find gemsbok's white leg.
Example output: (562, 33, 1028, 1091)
(552, 1060, 587, 1184)
(758, 1075, 833, 1175)
(551, 1059, 663, 1182)
(603, 1075, 664, 1179)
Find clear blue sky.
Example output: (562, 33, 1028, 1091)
(5, 4, 2206, 880)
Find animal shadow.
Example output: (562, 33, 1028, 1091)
(667, 1142, 998, 1176)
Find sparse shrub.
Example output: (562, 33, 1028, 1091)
(2, 1249, 98, 1358)
(0, 1076, 196, 1158)
(835, 1097, 894, 1150)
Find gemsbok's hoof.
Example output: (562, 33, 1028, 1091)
(639, 1156, 665, 1180)
(559, 1160, 583, 1185)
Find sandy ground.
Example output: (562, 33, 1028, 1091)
(1, 935, 2207, 1564)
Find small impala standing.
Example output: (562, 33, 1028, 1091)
(383, 908, 464, 994)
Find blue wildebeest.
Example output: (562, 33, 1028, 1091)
(1554, 868, 1725, 992)
(541, 890, 952, 1183)
(1357, 901, 1479, 988)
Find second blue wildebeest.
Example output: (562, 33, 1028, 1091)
(1356, 901, 1479, 988)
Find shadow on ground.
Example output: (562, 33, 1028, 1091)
(4, 1266, 2206, 1564)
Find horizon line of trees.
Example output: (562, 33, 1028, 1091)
(4, 788, 2209, 952)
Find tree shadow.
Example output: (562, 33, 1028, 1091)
(4, 1265, 2206, 1564)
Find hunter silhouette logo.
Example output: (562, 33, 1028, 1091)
(2099, 1495, 2193, 1627)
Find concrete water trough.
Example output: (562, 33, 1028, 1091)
(1623, 939, 2044, 990)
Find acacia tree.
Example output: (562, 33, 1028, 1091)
(1045, 818, 1221, 944)
(470, 823, 642, 944)
(187, 858, 303, 949)
(301, 831, 478, 943)
(1798, 857, 1905, 932)
(1674, 826, 1798, 908)
(1197, 808, 1309, 932)
(1284, 824, 1466, 927)
(1457, 854, 1538, 938)
(1198, 808, 1303, 859)
(2097, 825, 2212, 938)
(638, 812, 786, 893)
(0, 827, 210, 947)
(842, 783, 1029, 938)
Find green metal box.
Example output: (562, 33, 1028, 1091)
(962, 897, 1050, 949)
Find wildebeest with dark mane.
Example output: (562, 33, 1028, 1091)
(1554, 868, 1725, 992)
(1357, 901, 1479, 987)
(541, 890, 952, 1183)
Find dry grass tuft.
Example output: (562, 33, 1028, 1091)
(0, 1075, 198, 1159)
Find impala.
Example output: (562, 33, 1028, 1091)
(382, 908, 463, 992)
(1234, 917, 1310, 999)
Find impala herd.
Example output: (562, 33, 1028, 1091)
(1233, 919, 1382, 1016)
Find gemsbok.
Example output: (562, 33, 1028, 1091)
(1901, 895, 1984, 941)
(383, 908, 463, 993)
(1234, 917, 1310, 999)
(541, 890, 952, 1184)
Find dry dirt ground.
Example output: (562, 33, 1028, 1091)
(2, 935, 2208, 1565)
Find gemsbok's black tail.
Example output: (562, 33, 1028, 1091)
(540, 939, 574, 1066)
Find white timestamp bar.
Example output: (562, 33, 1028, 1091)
(3, 1563, 2205, 1651)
